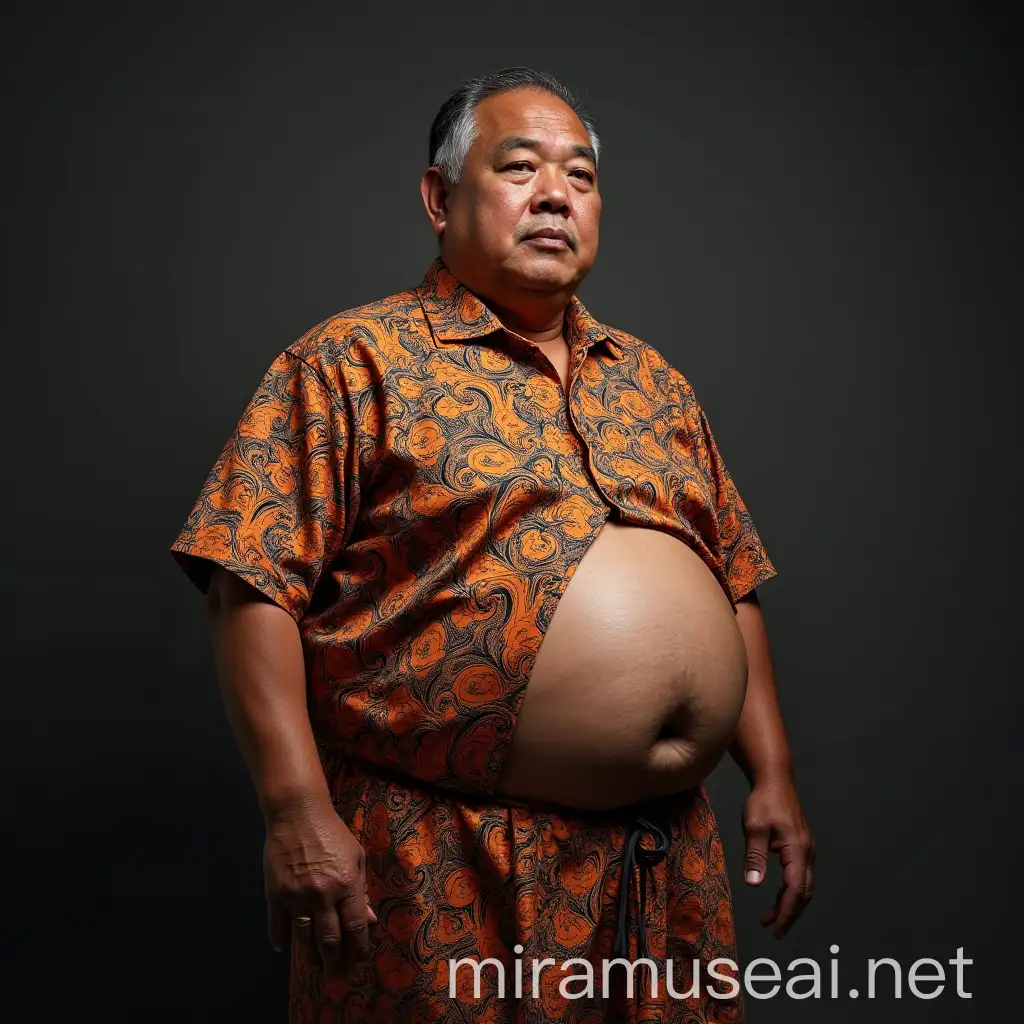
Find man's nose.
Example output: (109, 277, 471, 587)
(531, 166, 570, 215)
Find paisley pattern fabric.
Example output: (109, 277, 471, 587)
(169, 259, 775, 1022)
(296, 753, 745, 1023)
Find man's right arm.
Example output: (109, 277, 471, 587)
(206, 566, 375, 972)
(207, 566, 332, 817)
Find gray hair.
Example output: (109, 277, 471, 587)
(429, 67, 600, 184)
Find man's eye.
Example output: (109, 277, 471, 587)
(505, 162, 533, 171)
(570, 169, 595, 182)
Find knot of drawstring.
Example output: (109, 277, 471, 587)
(612, 813, 670, 980)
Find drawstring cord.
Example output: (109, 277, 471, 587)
(612, 813, 671, 1000)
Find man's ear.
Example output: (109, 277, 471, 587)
(420, 167, 448, 237)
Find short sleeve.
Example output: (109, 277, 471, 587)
(169, 350, 350, 622)
(695, 403, 777, 604)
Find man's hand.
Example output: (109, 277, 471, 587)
(264, 795, 377, 976)
(741, 776, 814, 938)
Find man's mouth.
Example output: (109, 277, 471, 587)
(523, 227, 574, 250)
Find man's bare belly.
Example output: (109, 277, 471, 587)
(494, 517, 749, 809)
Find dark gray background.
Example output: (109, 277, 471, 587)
(3, 2, 1020, 1020)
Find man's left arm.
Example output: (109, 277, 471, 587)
(685, 385, 815, 938)
(731, 590, 815, 938)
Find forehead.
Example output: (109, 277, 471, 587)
(471, 88, 591, 150)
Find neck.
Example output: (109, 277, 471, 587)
(483, 295, 567, 343)
(439, 254, 578, 343)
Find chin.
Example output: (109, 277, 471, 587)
(506, 253, 579, 291)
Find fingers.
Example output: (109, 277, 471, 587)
(365, 881, 378, 924)
(292, 913, 316, 962)
(284, 906, 373, 977)
(337, 886, 372, 963)
(771, 851, 807, 938)
(744, 789, 816, 938)
(743, 822, 771, 886)
(282, 884, 376, 977)
(757, 839, 815, 936)
(268, 899, 290, 954)
(313, 905, 346, 976)
(760, 886, 783, 928)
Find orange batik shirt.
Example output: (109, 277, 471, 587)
(171, 258, 775, 1023)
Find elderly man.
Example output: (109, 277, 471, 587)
(170, 67, 813, 1023)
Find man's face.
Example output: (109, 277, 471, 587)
(433, 88, 601, 297)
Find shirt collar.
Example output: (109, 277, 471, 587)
(415, 257, 625, 359)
